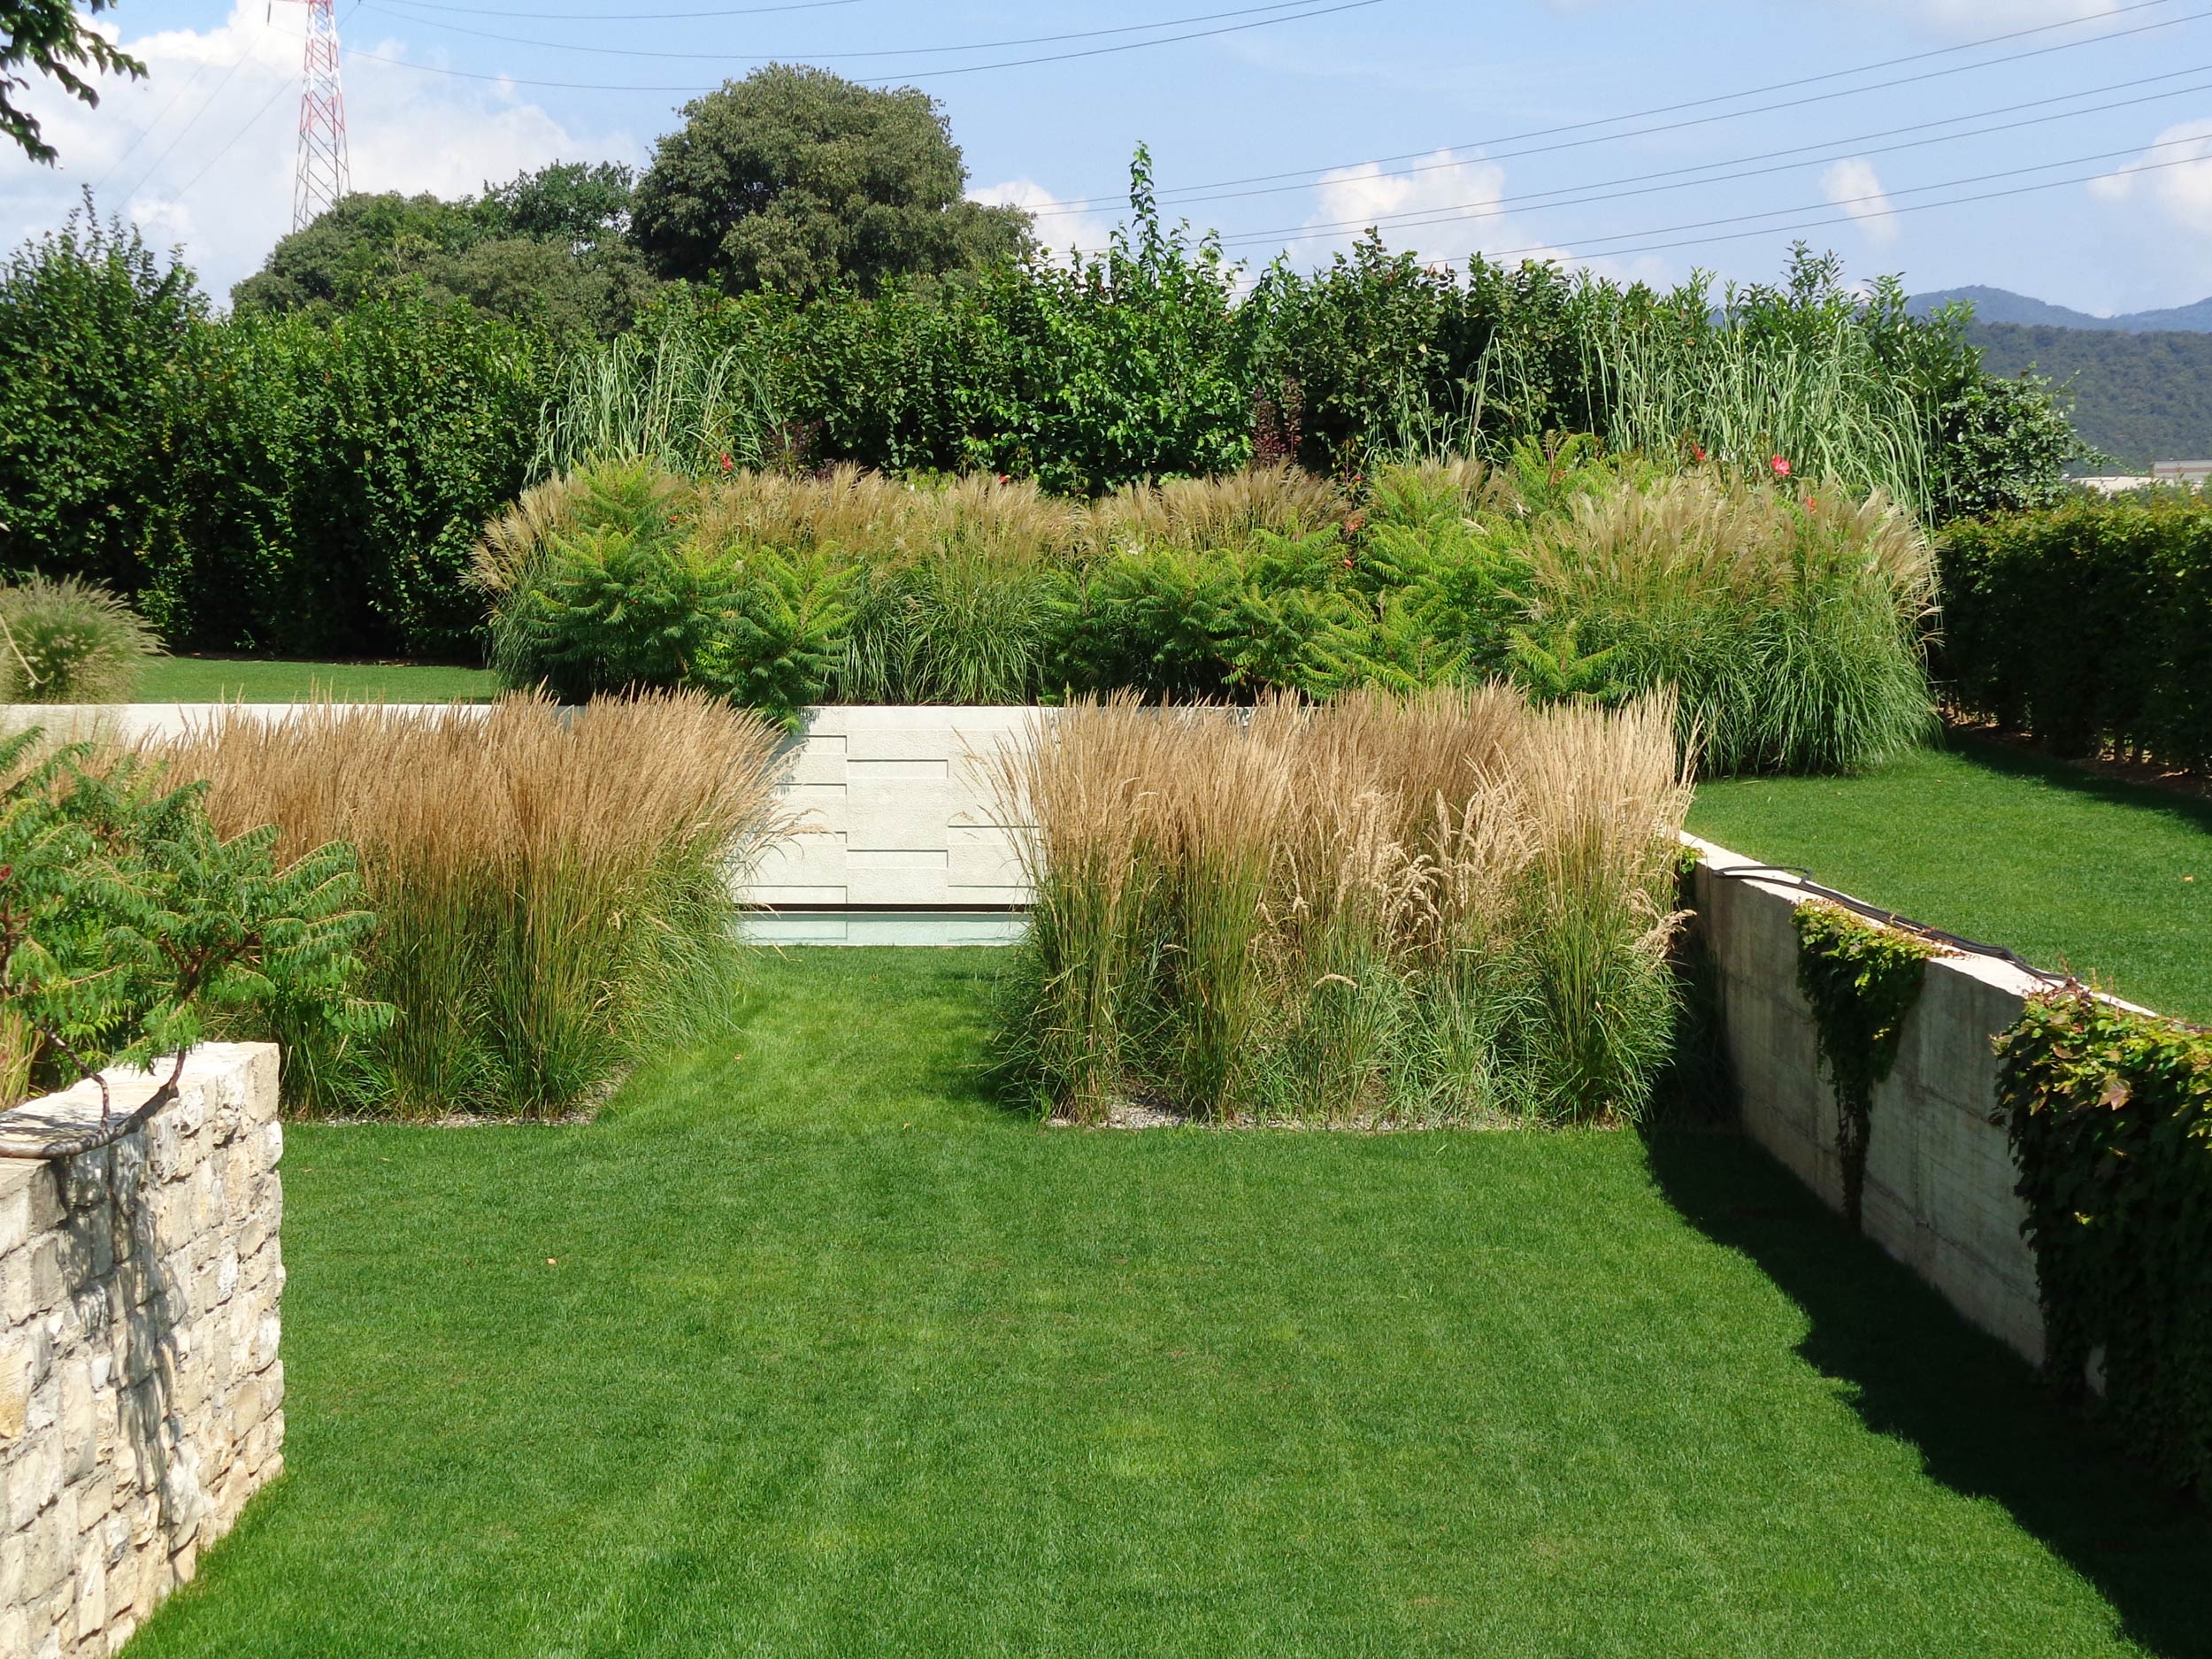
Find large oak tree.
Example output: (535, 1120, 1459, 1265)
(630, 64, 1032, 297)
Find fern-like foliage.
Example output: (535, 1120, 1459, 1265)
(0, 730, 384, 1110)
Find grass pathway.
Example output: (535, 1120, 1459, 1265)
(1690, 735, 2212, 1020)
(132, 950, 2211, 1657)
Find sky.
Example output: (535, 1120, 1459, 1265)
(7, 0, 2212, 312)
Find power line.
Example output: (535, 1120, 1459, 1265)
(1218, 135, 2210, 262)
(88, 50, 224, 191)
(1032, 0, 2208, 216)
(384, 0, 864, 15)
(363, 0, 1341, 58)
(328, 0, 1383, 88)
(1189, 63, 2212, 247)
(1477, 149, 2212, 267)
(108, 20, 273, 202)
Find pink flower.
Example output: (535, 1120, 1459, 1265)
(719, 452, 734, 473)
(1770, 456, 1792, 479)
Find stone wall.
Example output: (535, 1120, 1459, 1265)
(0, 1044, 286, 1657)
(1687, 837, 2049, 1363)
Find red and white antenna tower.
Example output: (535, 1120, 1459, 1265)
(282, 0, 350, 230)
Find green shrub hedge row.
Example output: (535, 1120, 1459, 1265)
(487, 452, 1940, 776)
(1937, 497, 2212, 769)
(4, 208, 2082, 662)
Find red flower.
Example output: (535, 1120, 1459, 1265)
(1770, 456, 1792, 478)
(718, 451, 734, 473)
(1690, 442, 1708, 464)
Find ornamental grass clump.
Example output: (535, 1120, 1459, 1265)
(1527, 472, 1937, 774)
(995, 687, 1690, 1126)
(0, 575, 164, 703)
(153, 692, 789, 1118)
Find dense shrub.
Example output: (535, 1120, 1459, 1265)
(992, 688, 1691, 1125)
(483, 454, 1933, 774)
(0, 574, 161, 702)
(157, 693, 788, 1118)
(0, 204, 205, 601)
(3, 196, 2079, 664)
(1937, 496, 2212, 768)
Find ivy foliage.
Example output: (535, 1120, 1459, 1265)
(1793, 900, 1942, 1231)
(1996, 991, 2212, 1492)
(0, 730, 386, 1110)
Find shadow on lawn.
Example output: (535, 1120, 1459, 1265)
(1645, 1131, 2212, 1659)
(1946, 730, 2212, 838)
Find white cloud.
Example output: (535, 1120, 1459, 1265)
(1821, 157, 1899, 245)
(0, 2, 634, 300)
(1286, 148, 1572, 269)
(969, 176, 1119, 266)
(2092, 119, 2212, 234)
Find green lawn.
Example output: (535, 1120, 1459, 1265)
(1690, 737, 2212, 1022)
(133, 949, 2208, 1658)
(134, 657, 495, 703)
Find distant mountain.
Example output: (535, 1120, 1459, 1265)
(1969, 322, 2212, 469)
(1909, 285, 2212, 334)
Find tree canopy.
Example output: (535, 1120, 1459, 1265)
(629, 64, 1032, 297)
(1, 0, 142, 162)
(230, 164, 655, 340)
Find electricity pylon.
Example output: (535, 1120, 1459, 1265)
(280, 0, 350, 230)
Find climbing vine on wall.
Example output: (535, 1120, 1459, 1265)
(1995, 991, 2212, 1492)
(1793, 901, 1942, 1232)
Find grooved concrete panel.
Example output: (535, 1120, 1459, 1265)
(1687, 836, 2049, 1365)
(749, 707, 1048, 911)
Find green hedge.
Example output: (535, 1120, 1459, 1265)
(1, 210, 548, 659)
(4, 206, 2087, 664)
(1937, 498, 2212, 767)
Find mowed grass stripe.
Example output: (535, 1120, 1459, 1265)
(132, 950, 2208, 1658)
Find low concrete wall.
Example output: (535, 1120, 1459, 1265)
(1688, 837, 2047, 1363)
(751, 706, 1041, 910)
(0, 1045, 286, 1656)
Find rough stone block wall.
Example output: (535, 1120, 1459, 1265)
(749, 707, 1045, 909)
(0, 1044, 286, 1656)
(1687, 837, 2047, 1364)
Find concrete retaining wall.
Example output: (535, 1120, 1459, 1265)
(752, 706, 1040, 910)
(0, 1045, 286, 1656)
(1688, 837, 2047, 1363)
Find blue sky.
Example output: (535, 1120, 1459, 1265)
(7, 0, 2212, 311)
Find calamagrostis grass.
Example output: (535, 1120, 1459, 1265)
(996, 687, 1690, 1126)
(153, 691, 790, 1118)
